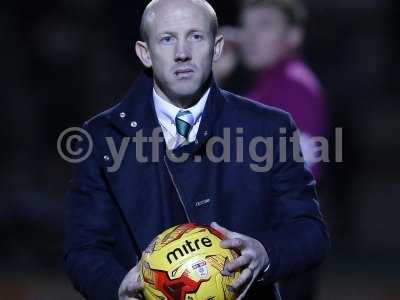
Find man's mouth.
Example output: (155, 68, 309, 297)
(174, 68, 194, 78)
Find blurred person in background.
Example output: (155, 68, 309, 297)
(215, 0, 329, 299)
(215, 0, 328, 182)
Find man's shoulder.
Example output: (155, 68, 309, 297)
(221, 89, 292, 126)
(283, 58, 323, 97)
(82, 101, 122, 132)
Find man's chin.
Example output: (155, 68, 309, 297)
(170, 83, 201, 98)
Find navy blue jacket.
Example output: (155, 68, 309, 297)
(64, 73, 329, 300)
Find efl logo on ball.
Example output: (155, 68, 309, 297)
(140, 223, 240, 300)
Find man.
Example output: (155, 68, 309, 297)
(215, 0, 328, 180)
(64, 1, 329, 299)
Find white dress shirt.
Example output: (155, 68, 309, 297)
(153, 88, 210, 149)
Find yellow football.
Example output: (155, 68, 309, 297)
(140, 223, 240, 300)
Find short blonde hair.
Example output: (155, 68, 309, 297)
(140, 0, 219, 42)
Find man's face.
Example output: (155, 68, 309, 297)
(142, 3, 217, 100)
(240, 5, 296, 71)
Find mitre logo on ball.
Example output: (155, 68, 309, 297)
(139, 223, 240, 300)
(166, 236, 212, 263)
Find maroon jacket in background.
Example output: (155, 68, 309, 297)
(246, 56, 328, 179)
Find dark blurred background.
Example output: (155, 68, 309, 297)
(1, 0, 399, 299)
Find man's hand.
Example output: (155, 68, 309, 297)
(118, 265, 144, 300)
(211, 222, 269, 300)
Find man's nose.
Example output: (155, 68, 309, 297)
(175, 41, 191, 62)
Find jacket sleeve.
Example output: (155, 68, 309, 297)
(63, 122, 127, 300)
(253, 113, 330, 284)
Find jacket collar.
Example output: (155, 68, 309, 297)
(106, 72, 157, 138)
(106, 71, 227, 152)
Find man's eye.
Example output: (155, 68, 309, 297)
(161, 36, 174, 43)
(191, 34, 203, 41)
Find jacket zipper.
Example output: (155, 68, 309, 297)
(163, 155, 191, 223)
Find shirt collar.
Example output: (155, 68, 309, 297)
(153, 88, 210, 127)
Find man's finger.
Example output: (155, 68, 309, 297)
(126, 265, 140, 278)
(124, 295, 143, 300)
(220, 237, 246, 250)
(210, 222, 239, 239)
(120, 265, 144, 298)
(126, 280, 144, 293)
(224, 254, 251, 274)
(125, 296, 143, 300)
(126, 268, 143, 294)
(231, 267, 253, 291)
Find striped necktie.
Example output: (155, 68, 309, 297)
(175, 110, 195, 141)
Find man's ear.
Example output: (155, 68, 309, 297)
(135, 41, 152, 68)
(212, 34, 224, 63)
(287, 26, 304, 51)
